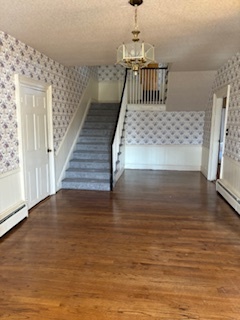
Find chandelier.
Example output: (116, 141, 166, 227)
(116, 0, 155, 74)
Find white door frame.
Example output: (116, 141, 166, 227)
(207, 84, 230, 181)
(15, 74, 56, 202)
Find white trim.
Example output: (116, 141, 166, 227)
(0, 168, 20, 179)
(55, 98, 92, 157)
(201, 146, 209, 178)
(54, 77, 98, 190)
(207, 84, 230, 180)
(46, 85, 56, 195)
(127, 104, 166, 111)
(126, 164, 201, 171)
(56, 98, 92, 190)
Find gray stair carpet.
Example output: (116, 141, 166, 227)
(62, 102, 120, 191)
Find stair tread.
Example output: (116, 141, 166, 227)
(63, 177, 110, 183)
(62, 101, 120, 191)
(77, 141, 110, 144)
(66, 168, 110, 172)
(73, 150, 110, 154)
(70, 159, 110, 163)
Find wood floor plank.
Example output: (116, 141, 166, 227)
(0, 170, 240, 319)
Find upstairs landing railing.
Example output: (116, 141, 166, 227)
(128, 67, 168, 105)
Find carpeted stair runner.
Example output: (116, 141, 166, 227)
(62, 102, 120, 191)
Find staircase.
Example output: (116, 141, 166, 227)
(62, 103, 120, 191)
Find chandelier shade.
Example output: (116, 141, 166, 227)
(116, 0, 155, 73)
(117, 42, 155, 72)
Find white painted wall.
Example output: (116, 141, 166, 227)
(125, 145, 202, 171)
(55, 77, 98, 190)
(98, 80, 124, 102)
(166, 71, 216, 111)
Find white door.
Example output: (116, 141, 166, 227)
(20, 85, 50, 209)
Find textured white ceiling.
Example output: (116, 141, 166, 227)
(0, 0, 239, 71)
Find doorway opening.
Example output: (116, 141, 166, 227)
(207, 85, 230, 181)
(217, 97, 226, 179)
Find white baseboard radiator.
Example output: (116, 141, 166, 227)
(216, 180, 240, 215)
(0, 202, 28, 237)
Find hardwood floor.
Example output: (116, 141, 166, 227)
(0, 170, 240, 320)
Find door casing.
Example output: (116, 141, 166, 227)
(208, 85, 230, 181)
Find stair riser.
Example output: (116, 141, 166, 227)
(65, 171, 111, 179)
(81, 129, 113, 136)
(62, 102, 120, 191)
(75, 144, 110, 151)
(70, 161, 110, 169)
(78, 137, 111, 143)
(87, 110, 119, 116)
(85, 116, 117, 122)
(84, 123, 115, 129)
(62, 181, 111, 191)
(90, 103, 119, 110)
(72, 153, 110, 160)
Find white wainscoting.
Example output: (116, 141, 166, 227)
(216, 155, 240, 215)
(221, 156, 240, 197)
(0, 169, 28, 237)
(201, 146, 209, 178)
(125, 145, 202, 170)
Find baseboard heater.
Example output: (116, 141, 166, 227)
(0, 203, 28, 237)
(216, 180, 240, 215)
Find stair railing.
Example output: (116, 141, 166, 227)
(111, 70, 128, 190)
(128, 67, 168, 105)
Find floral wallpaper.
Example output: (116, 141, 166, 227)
(125, 111, 205, 145)
(203, 52, 240, 162)
(0, 31, 98, 174)
(97, 63, 168, 83)
(97, 65, 125, 81)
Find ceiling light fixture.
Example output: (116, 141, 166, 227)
(116, 0, 155, 74)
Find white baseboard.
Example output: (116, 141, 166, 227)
(113, 167, 125, 187)
(126, 164, 201, 171)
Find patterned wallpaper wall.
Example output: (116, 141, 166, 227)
(97, 65, 125, 81)
(125, 111, 205, 145)
(0, 31, 98, 174)
(97, 63, 168, 82)
(203, 52, 240, 162)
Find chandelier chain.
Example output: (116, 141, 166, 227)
(134, 5, 138, 30)
(116, 0, 155, 73)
